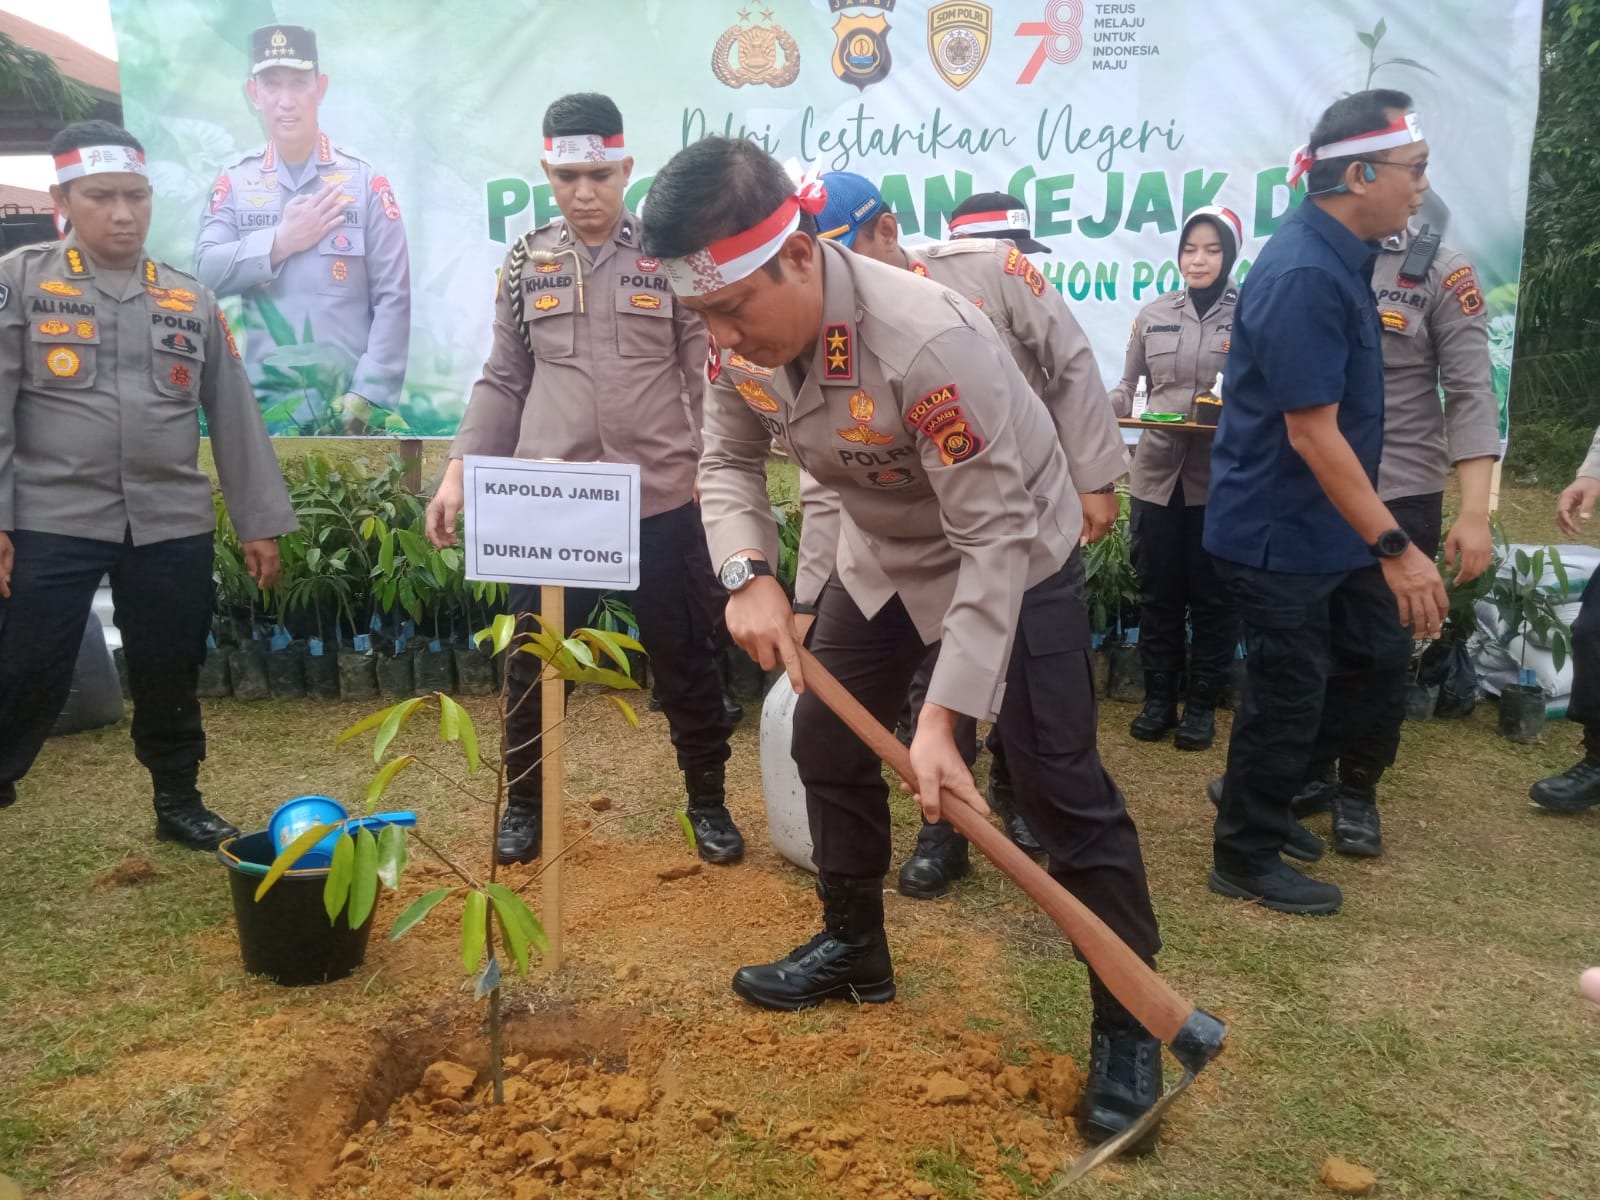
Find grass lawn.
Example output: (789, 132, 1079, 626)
(0, 476, 1596, 1199)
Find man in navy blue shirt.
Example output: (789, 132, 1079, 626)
(1204, 89, 1449, 915)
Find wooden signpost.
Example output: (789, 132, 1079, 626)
(461, 456, 641, 970)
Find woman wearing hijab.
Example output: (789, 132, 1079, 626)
(1110, 206, 1243, 751)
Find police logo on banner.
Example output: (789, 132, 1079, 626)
(830, 0, 894, 91)
(928, 1, 991, 90)
(711, 9, 801, 88)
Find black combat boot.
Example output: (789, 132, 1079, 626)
(1330, 764, 1383, 858)
(1077, 973, 1163, 1151)
(987, 744, 1042, 855)
(731, 875, 895, 1011)
(496, 801, 543, 864)
(151, 767, 238, 851)
(1291, 761, 1339, 818)
(1205, 777, 1325, 862)
(685, 762, 745, 865)
(896, 819, 971, 899)
(1173, 677, 1220, 751)
(1128, 672, 1178, 742)
(0, 780, 15, 810)
(1530, 758, 1600, 813)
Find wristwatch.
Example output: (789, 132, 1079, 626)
(719, 554, 774, 592)
(1369, 528, 1411, 559)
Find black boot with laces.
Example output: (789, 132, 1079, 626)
(731, 875, 895, 1011)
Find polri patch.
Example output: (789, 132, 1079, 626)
(1380, 310, 1408, 332)
(907, 384, 960, 432)
(533, 293, 560, 312)
(162, 332, 197, 355)
(37, 319, 69, 336)
(170, 363, 193, 388)
(1457, 287, 1483, 316)
(868, 468, 914, 488)
(209, 174, 231, 214)
(331, 259, 349, 282)
(39, 280, 82, 297)
(75, 321, 95, 338)
(372, 175, 400, 221)
(629, 293, 662, 310)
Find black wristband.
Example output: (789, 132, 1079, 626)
(1089, 484, 1116, 494)
(792, 601, 818, 616)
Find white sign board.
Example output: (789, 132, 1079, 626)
(464, 456, 641, 590)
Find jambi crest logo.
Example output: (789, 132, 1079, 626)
(830, 0, 895, 91)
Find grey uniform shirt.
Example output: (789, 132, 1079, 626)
(701, 241, 1079, 720)
(0, 237, 296, 545)
(1108, 287, 1236, 506)
(1578, 429, 1600, 482)
(792, 238, 1126, 605)
(449, 214, 706, 519)
(1370, 231, 1501, 500)
(195, 132, 411, 406)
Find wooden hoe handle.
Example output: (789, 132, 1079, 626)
(798, 647, 1225, 1068)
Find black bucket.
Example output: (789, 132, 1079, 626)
(216, 831, 374, 986)
(1498, 684, 1546, 744)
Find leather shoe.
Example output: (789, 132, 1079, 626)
(496, 804, 542, 864)
(1208, 858, 1342, 915)
(732, 876, 895, 1011)
(685, 763, 745, 865)
(1330, 788, 1383, 857)
(687, 804, 746, 865)
(1205, 778, 1325, 863)
(0, 780, 15, 809)
(153, 793, 238, 852)
(1292, 765, 1339, 818)
(1076, 1020, 1163, 1151)
(986, 754, 1043, 855)
(896, 821, 970, 899)
(1529, 758, 1600, 813)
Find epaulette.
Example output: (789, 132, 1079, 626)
(923, 239, 992, 257)
(0, 240, 59, 270)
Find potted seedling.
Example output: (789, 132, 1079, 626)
(1485, 543, 1573, 743)
(256, 612, 652, 1101)
(1083, 492, 1142, 701)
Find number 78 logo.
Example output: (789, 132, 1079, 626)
(1016, 0, 1084, 83)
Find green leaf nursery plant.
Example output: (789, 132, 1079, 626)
(256, 612, 646, 1103)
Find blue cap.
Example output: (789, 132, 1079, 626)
(816, 171, 886, 248)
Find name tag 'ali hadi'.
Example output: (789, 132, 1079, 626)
(464, 456, 641, 591)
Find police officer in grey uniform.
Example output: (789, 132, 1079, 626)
(1110, 207, 1243, 752)
(1293, 223, 1500, 855)
(195, 25, 410, 434)
(425, 93, 742, 869)
(642, 138, 1167, 1150)
(0, 120, 296, 847)
(805, 176, 1130, 896)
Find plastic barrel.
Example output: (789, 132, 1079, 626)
(216, 831, 374, 986)
(758, 676, 816, 874)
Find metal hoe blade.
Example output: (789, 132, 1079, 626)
(1046, 1065, 1199, 1194)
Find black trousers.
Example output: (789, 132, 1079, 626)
(1565, 573, 1600, 752)
(0, 529, 213, 786)
(1214, 559, 1412, 872)
(1308, 491, 1444, 782)
(897, 645, 980, 766)
(1130, 487, 1237, 686)
(503, 503, 731, 802)
(792, 554, 1162, 962)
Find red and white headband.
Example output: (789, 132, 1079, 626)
(1184, 205, 1243, 256)
(55, 145, 147, 184)
(1288, 112, 1424, 186)
(542, 133, 626, 165)
(662, 176, 829, 298)
(948, 207, 1031, 237)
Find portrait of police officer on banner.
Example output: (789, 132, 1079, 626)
(195, 24, 411, 435)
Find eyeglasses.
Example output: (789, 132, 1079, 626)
(1367, 158, 1429, 182)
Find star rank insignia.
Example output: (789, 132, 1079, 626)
(822, 323, 851, 380)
